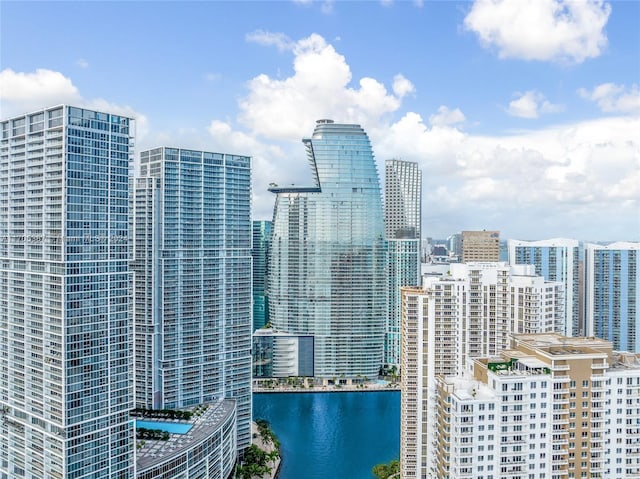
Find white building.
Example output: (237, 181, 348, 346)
(1, 106, 135, 478)
(431, 333, 640, 479)
(400, 263, 564, 479)
(508, 238, 580, 336)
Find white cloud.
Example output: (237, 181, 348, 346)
(246, 30, 294, 52)
(578, 82, 640, 114)
(76, 59, 89, 69)
(464, 0, 611, 63)
(429, 105, 466, 126)
(392, 74, 415, 98)
(507, 90, 564, 119)
(0, 68, 149, 143)
(0, 68, 80, 116)
(204, 72, 221, 82)
(237, 33, 408, 140)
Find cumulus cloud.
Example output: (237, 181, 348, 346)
(237, 33, 408, 140)
(0, 68, 149, 142)
(578, 82, 640, 114)
(507, 90, 564, 119)
(0, 68, 80, 116)
(429, 106, 466, 126)
(464, 0, 611, 63)
(375, 112, 639, 239)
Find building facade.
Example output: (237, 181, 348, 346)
(400, 263, 564, 479)
(584, 242, 640, 352)
(252, 329, 315, 378)
(508, 238, 581, 336)
(268, 120, 387, 379)
(132, 147, 252, 455)
(252, 220, 272, 332)
(461, 230, 500, 262)
(0, 106, 135, 478)
(432, 333, 640, 479)
(385, 159, 421, 369)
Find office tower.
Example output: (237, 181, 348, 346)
(585, 241, 640, 352)
(132, 147, 252, 457)
(447, 233, 462, 259)
(461, 230, 500, 262)
(384, 159, 421, 369)
(508, 238, 581, 336)
(252, 220, 272, 332)
(0, 106, 134, 478)
(400, 263, 563, 479)
(268, 119, 386, 379)
(431, 333, 640, 479)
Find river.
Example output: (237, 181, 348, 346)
(252, 391, 400, 479)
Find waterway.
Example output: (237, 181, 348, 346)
(253, 391, 400, 479)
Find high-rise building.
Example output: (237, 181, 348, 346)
(508, 238, 581, 336)
(1, 106, 135, 478)
(400, 263, 564, 479)
(461, 230, 500, 262)
(268, 119, 387, 379)
(431, 333, 640, 479)
(132, 147, 252, 456)
(252, 220, 272, 332)
(584, 241, 640, 352)
(385, 159, 421, 369)
(447, 233, 462, 259)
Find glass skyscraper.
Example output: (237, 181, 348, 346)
(384, 159, 421, 369)
(585, 242, 639, 352)
(252, 220, 272, 332)
(1, 106, 134, 478)
(268, 120, 387, 379)
(508, 238, 581, 336)
(132, 147, 252, 451)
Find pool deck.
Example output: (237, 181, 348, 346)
(135, 400, 235, 471)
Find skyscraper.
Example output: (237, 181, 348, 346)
(400, 263, 564, 478)
(268, 119, 387, 379)
(461, 230, 500, 262)
(584, 241, 640, 352)
(1, 106, 135, 478)
(384, 159, 421, 369)
(508, 238, 581, 336)
(252, 220, 272, 332)
(132, 147, 252, 452)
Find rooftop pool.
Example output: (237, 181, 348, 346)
(135, 420, 193, 434)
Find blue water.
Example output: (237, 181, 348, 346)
(135, 420, 193, 434)
(253, 391, 400, 479)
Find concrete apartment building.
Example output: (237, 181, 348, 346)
(400, 263, 564, 479)
(461, 230, 500, 262)
(431, 333, 640, 479)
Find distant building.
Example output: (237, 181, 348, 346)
(385, 159, 421, 369)
(447, 233, 462, 258)
(585, 241, 640, 352)
(508, 238, 581, 336)
(268, 120, 387, 379)
(1, 106, 135, 478)
(400, 263, 563, 479)
(461, 230, 500, 262)
(252, 220, 272, 331)
(252, 329, 315, 378)
(132, 146, 253, 465)
(432, 333, 640, 479)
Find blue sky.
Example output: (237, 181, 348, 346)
(1, 0, 638, 241)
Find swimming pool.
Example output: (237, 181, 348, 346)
(135, 420, 193, 434)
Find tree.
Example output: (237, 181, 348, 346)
(372, 459, 399, 479)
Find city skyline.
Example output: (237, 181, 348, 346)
(1, 0, 638, 241)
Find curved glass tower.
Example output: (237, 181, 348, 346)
(268, 120, 386, 379)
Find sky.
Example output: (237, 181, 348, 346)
(1, 0, 638, 242)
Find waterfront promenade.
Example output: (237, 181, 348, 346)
(253, 378, 400, 393)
